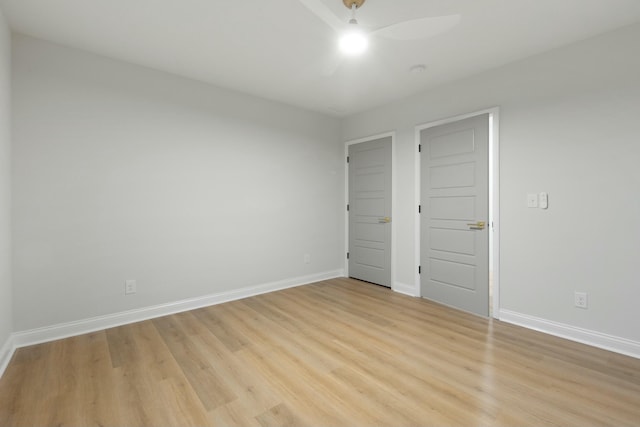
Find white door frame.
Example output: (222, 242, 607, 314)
(345, 132, 396, 289)
(415, 108, 501, 318)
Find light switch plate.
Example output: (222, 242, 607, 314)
(539, 192, 548, 209)
(527, 194, 538, 208)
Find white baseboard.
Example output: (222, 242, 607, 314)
(0, 334, 15, 379)
(499, 309, 640, 360)
(11, 269, 344, 351)
(6, 274, 638, 380)
(393, 281, 420, 297)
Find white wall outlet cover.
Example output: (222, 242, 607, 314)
(527, 193, 538, 208)
(125, 279, 137, 295)
(574, 291, 588, 309)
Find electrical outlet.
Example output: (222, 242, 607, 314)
(304, 254, 311, 264)
(125, 279, 137, 295)
(574, 291, 588, 309)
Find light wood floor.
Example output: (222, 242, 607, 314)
(1, 278, 640, 426)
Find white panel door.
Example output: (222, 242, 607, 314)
(349, 137, 392, 287)
(420, 114, 489, 316)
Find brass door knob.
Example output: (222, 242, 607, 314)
(467, 221, 485, 230)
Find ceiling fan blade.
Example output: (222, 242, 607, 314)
(373, 14, 461, 41)
(299, 0, 346, 32)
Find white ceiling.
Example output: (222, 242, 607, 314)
(2, 0, 640, 116)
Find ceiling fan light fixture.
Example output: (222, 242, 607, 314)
(338, 2, 367, 55)
(339, 29, 368, 55)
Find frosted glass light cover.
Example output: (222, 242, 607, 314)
(339, 31, 368, 55)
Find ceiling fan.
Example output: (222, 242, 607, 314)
(300, 0, 461, 56)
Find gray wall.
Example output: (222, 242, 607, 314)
(7, 21, 640, 353)
(12, 35, 343, 331)
(342, 23, 640, 343)
(0, 8, 12, 351)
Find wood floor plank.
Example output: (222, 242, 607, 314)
(254, 402, 306, 427)
(209, 400, 263, 427)
(212, 304, 369, 424)
(110, 359, 166, 426)
(73, 332, 122, 427)
(252, 287, 491, 424)
(106, 322, 172, 384)
(155, 376, 213, 427)
(1, 278, 640, 426)
(151, 315, 238, 411)
(191, 305, 250, 352)
(180, 311, 283, 417)
(0, 343, 48, 426)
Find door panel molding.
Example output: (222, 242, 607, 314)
(415, 108, 500, 317)
(345, 132, 395, 289)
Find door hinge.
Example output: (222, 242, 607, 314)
(418, 265, 421, 274)
(347, 204, 350, 211)
(346, 156, 350, 163)
(347, 252, 350, 259)
(418, 204, 421, 213)
(418, 144, 422, 153)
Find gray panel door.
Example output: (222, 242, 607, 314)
(349, 137, 392, 287)
(420, 114, 489, 316)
